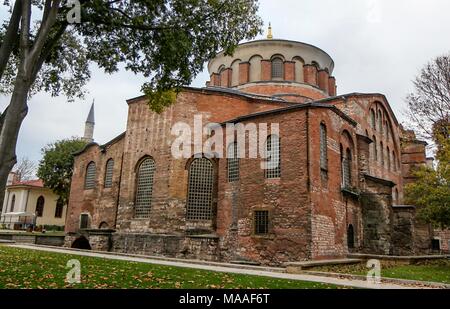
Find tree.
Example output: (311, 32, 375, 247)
(14, 156, 36, 181)
(0, 0, 263, 208)
(405, 130, 450, 229)
(405, 53, 450, 141)
(37, 138, 87, 205)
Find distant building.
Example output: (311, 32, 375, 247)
(0, 173, 66, 230)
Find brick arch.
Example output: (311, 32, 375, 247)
(248, 54, 263, 82)
(230, 59, 241, 87)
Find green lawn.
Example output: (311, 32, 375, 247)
(0, 246, 342, 289)
(312, 260, 450, 284)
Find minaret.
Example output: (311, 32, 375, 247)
(267, 22, 273, 39)
(83, 101, 95, 143)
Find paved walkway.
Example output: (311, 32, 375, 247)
(7, 244, 421, 289)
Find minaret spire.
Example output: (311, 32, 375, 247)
(267, 22, 273, 39)
(83, 100, 95, 143)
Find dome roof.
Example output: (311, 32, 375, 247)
(206, 39, 337, 102)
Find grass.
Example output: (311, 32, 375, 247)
(0, 246, 343, 289)
(312, 260, 450, 284)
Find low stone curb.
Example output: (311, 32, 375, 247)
(303, 270, 450, 289)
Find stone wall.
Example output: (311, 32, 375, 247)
(111, 233, 220, 261)
(391, 206, 415, 255)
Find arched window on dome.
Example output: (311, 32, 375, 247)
(271, 57, 284, 79)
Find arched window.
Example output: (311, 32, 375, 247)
(9, 194, 15, 212)
(84, 162, 96, 189)
(271, 57, 284, 79)
(387, 146, 391, 171)
(320, 123, 328, 172)
(372, 136, 377, 161)
(370, 110, 376, 129)
(217, 65, 225, 86)
(36, 196, 45, 217)
(377, 110, 383, 134)
(347, 224, 355, 249)
(187, 158, 214, 221)
(264, 135, 281, 179)
(380, 142, 384, 167)
(54, 199, 64, 218)
(104, 159, 114, 188)
(342, 148, 352, 188)
(227, 142, 239, 182)
(134, 157, 156, 218)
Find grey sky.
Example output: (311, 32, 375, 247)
(1, 0, 450, 166)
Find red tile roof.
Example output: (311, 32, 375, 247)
(10, 179, 44, 188)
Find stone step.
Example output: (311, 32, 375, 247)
(230, 260, 261, 266)
(285, 258, 363, 273)
(0, 239, 16, 244)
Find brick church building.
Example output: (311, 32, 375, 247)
(65, 30, 448, 265)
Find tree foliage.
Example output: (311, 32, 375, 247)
(37, 138, 87, 205)
(0, 0, 263, 104)
(405, 131, 450, 229)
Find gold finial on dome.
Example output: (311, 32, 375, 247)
(267, 22, 273, 39)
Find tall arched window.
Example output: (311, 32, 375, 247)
(104, 159, 114, 188)
(342, 148, 352, 188)
(36, 196, 45, 217)
(134, 157, 156, 218)
(84, 162, 96, 189)
(370, 110, 376, 129)
(187, 158, 214, 221)
(9, 194, 15, 212)
(264, 135, 281, 179)
(387, 146, 391, 171)
(227, 142, 239, 182)
(380, 142, 384, 167)
(377, 110, 383, 134)
(320, 123, 328, 172)
(372, 136, 377, 161)
(271, 57, 284, 79)
(54, 199, 63, 218)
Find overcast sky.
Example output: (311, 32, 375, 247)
(1, 0, 450, 167)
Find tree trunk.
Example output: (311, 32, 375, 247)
(0, 71, 30, 211)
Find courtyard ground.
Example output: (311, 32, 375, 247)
(0, 245, 341, 289)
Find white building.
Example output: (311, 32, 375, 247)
(1, 173, 66, 230)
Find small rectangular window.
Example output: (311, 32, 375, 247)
(80, 214, 89, 229)
(254, 211, 269, 235)
(431, 239, 440, 251)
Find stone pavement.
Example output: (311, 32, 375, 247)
(5, 244, 429, 289)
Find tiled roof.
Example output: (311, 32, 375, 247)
(10, 179, 44, 188)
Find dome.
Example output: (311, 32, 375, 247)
(207, 39, 337, 102)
